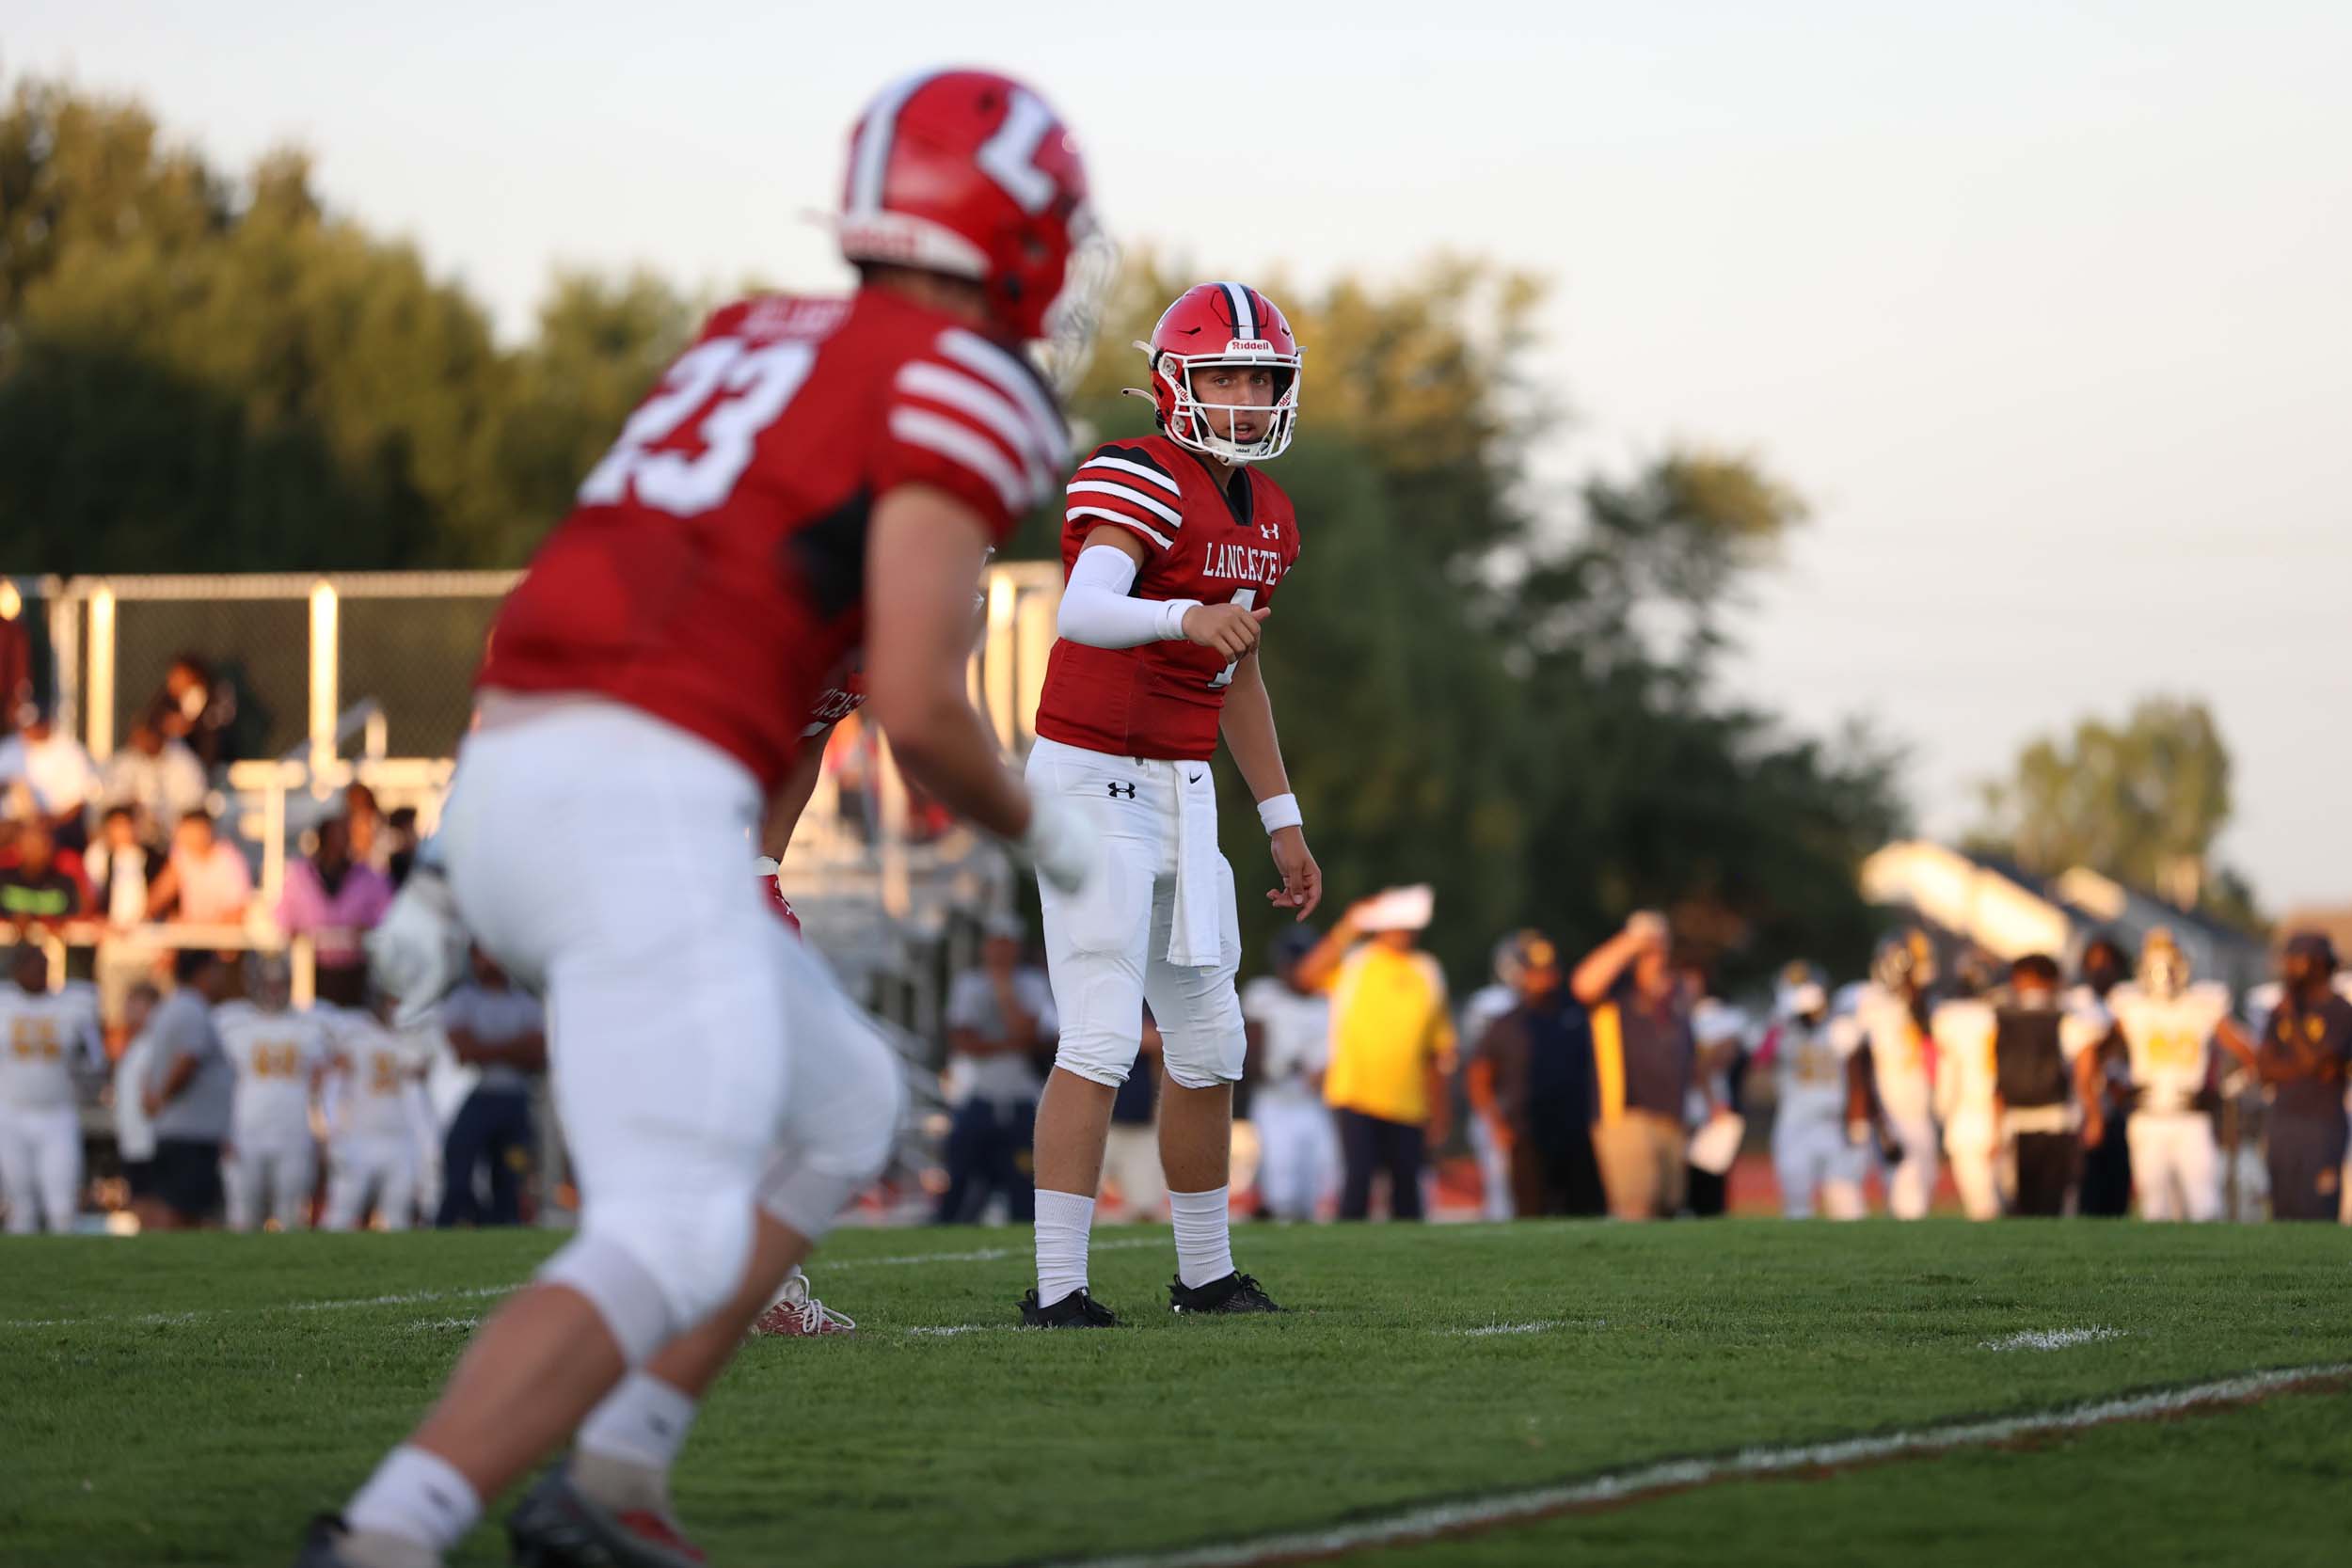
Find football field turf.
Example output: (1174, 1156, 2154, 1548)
(5, 1220, 2348, 1567)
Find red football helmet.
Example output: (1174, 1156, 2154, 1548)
(1134, 283, 1302, 464)
(836, 69, 1104, 353)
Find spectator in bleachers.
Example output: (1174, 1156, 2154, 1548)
(87, 806, 165, 1044)
(278, 816, 393, 1006)
(85, 807, 159, 928)
(344, 782, 391, 874)
(1299, 886, 1456, 1222)
(0, 704, 101, 851)
(1571, 911, 1700, 1221)
(934, 919, 1056, 1224)
(141, 948, 237, 1229)
(1479, 930, 1607, 1218)
(144, 811, 252, 927)
(150, 654, 237, 769)
(99, 718, 209, 842)
(436, 948, 548, 1227)
(385, 805, 421, 888)
(0, 821, 91, 922)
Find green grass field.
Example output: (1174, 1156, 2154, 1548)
(5, 1220, 2349, 1568)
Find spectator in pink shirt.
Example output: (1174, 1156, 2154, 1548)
(278, 816, 393, 1006)
(145, 811, 252, 927)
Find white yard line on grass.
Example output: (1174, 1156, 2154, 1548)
(1449, 1320, 1576, 1338)
(1980, 1326, 2125, 1352)
(1048, 1362, 2352, 1568)
(2, 1236, 1164, 1332)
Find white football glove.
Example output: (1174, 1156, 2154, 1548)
(365, 865, 473, 1027)
(1012, 791, 1097, 895)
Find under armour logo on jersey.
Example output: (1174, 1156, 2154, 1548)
(1260, 522, 1280, 540)
(1106, 782, 1136, 799)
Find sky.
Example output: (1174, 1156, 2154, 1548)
(11, 0, 2350, 907)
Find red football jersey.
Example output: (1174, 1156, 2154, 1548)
(478, 288, 1063, 794)
(1034, 436, 1302, 761)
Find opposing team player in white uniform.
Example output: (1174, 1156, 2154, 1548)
(1931, 956, 2003, 1221)
(1847, 930, 1941, 1219)
(2107, 928, 2235, 1221)
(0, 947, 103, 1234)
(320, 994, 431, 1233)
(303, 68, 1104, 1568)
(216, 953, 331, 1232)
(1240, 927, 1335, 1222)
(1022, 280, 1321, 1326)
(1765, 967, 1866, 1219)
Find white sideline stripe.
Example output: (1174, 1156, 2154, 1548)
(0, 1238, 1165, 1330)
(1981, 1326, 2125, 1352)
(1048, 1363, 2352, 1568)
(1447, 1320, 1594, 1338)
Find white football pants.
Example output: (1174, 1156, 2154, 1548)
(1025, 737, 1244, 1091)
(0, 1104, 82, 1234)
(1772, 1117, 1867, 1220)
(2129, 1114, 2220, 1222)
(226, 1139, 319, 1231)
(1943, 1113, 2002, 1221)
(324, 1135, 417, 1232)
(1882, 1114, 1940, 1219)
(441, 699, 901, 1351)
(1255, 1096, 1339, 1221)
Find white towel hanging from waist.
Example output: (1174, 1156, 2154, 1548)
(1166, 762, 1223, 968)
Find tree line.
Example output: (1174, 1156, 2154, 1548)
(2, 76, 1948, 980)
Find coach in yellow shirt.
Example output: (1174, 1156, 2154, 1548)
(1295, 886, 1456, 1220)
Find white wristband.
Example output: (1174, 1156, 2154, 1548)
(1257, 793, 1303, 835)
(1158, 598, 1202, 641)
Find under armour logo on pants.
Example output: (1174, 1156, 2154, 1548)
(1106, 782, 1136, 799)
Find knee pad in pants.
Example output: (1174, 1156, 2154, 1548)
(763, 1008, 907, 1242)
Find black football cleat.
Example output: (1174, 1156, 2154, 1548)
(1018, 1287, 1120, 1327)
(507, 1465, 707, 1567)
(292, 1515, 368, 1568)
(1168, 1272, 1284, 1314)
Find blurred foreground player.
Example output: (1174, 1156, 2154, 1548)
(1022, 282, 1318, 1324)
(301, 69, 1103, 1568)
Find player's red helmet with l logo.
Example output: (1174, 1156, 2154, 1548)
(836, 69, 1104, 352)
(1135, 283, 1303, 464)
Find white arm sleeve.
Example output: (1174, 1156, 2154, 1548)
(1055, 544, 1200, 650)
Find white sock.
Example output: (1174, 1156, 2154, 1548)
(577, 1372, 699, 1470)
(344, 1444, 481, 1554)
(1033, 1188, 1095, 1306)
(1170, 1186, 1234, 1289)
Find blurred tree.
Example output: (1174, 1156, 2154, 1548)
(1969, 696, 2245, 915)
(0, 79, 1912, 982)
(486, 268, 696, 562)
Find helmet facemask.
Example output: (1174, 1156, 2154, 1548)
(1029, 213, 1119, 396)
(1144, 343, 1302, 464)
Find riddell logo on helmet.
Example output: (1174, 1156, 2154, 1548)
(1226, 338, 1274, 353)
